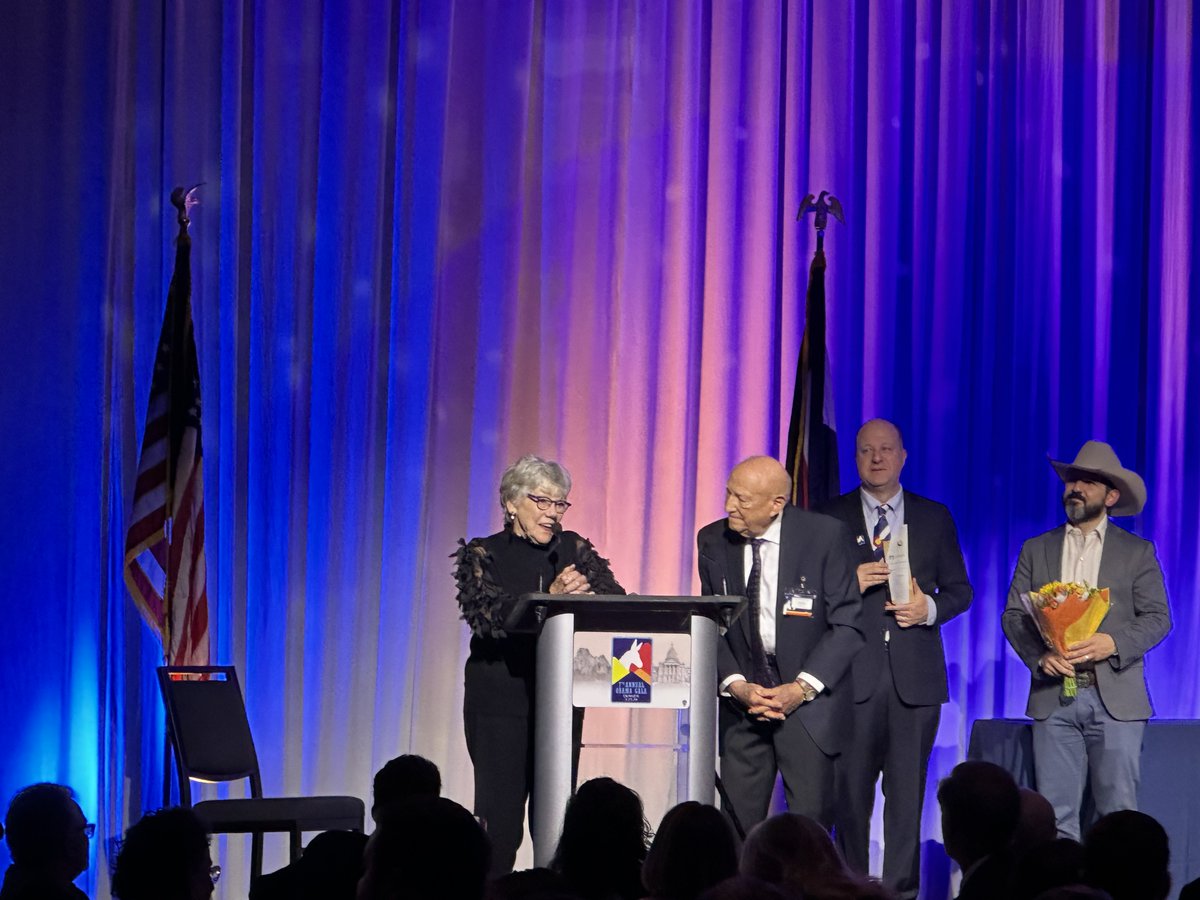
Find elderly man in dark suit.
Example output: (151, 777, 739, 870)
(820, 418, 973, 899)
(697, 455, 863, 831)
(1002, 440, 1172, 841)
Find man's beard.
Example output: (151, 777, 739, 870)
(1063, 492, 1106, 524)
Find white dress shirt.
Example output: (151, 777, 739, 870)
(720, 513, 824, 695)
(749, 513, 783, 654)
(859, 485, 937, 628)
(1062, 513, 1107, 586)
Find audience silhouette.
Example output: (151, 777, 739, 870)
(1032, 887, 1112, 900)
(110, 807, 214, 900)
(486, 866, 581, 900)
(1008, 837, 1084, 899)
(372, 754, 442, 822)
(250, 753, 444, 900)
(1083, 810, 1170, 900)
(640, 801, 738, 900)
(1013, 787, 1058, 856)
(358, 795, 490, 900)
(0, 783, 91, 900)
(937, 761, 1020, 900)
(252, 753, 443, 900)
(695, 874, 796, 900)
(740, 812, 893, 900)
(8, 764, 1194, 900)
(550, 777, 650, 900)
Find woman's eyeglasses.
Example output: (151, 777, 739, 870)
(527, 494, 571, 514)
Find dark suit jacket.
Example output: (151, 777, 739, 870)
(820, 489, 972, 705)
(1002, 521, 1171, 721)
(697, 504, 863, 754)
(954, 851, 1013, 900)
(0, 866, 88, 900)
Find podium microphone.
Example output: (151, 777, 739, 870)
(548, 521, 563, 568)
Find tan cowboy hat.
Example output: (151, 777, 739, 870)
(1049, 440, 1146, 516)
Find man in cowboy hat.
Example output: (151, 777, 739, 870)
(1002, 440, 1171, 840)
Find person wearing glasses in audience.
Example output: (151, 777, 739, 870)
(110, 807, 218, 900)
(453, 454, 625, 875)
(0, 783, 92, 900)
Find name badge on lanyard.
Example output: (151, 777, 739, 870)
(783, 579, 816, 617)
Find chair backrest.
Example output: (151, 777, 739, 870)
(157, 666, 262, 805)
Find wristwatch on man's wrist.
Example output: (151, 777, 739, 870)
(794, 677, 818, 703)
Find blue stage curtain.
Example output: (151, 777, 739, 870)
(1, 1, 1197, 895)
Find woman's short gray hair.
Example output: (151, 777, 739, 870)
(499, 454, 572, 512)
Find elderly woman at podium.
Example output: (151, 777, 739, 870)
(453, 453, 625, 874)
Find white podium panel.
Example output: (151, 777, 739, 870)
(507, 594, 744, 867)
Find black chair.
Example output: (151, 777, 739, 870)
(157, 665, 365, 884)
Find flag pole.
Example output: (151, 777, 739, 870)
(786, 191, 845, 508)
(161, 185, 200, 805)
(124, 181, 209, 806)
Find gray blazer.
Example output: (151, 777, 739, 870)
(1001, 522, 1171, 721)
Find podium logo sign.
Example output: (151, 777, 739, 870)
(610, 637, 652, 703)
(573, 632, 689, 708)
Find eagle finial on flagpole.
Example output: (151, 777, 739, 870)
(796, 190, 845, 253)
(170, 184, 204, 237)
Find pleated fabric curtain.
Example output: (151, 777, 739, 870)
(0, 1, 1196, 895)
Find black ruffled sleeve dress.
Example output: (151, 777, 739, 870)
(452, 526, 624, 873)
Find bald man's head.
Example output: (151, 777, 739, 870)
(725, 457, 791, 538)
(856, 419, 907, 500)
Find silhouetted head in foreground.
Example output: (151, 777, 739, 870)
(1, 783, 91, 899)
(641, 802, 738, 900)
(937, 761, 1020, 871)
(358, 796, 490, 900)
(551, 777, 650, 900)
(740, 812, 892, 899)
(111, 807, 214, 900)
(372, 754, 441, 822)
(1083, 810, 1170, 900)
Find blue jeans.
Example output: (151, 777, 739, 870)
(1031, 686, 1145, 840)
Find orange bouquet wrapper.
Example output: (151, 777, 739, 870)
(1022, 581, 1110, 655)
(1021, 581, 1110, 696)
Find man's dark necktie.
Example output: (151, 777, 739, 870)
(872, 504, 892, 562)
(746, 537, 777, 687)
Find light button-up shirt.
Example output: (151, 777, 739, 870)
(719, 513, 825, 696)
(1062, 514, 1107, 587)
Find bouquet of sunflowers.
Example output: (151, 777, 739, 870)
(1021, 581, 1110, 697)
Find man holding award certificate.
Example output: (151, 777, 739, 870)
(821, 419, 973, 900)
(1002, 441, 1172, 841)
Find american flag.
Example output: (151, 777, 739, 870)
(123, 208, 209, 666)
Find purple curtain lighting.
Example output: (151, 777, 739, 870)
(0, 1, 1196, 896)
